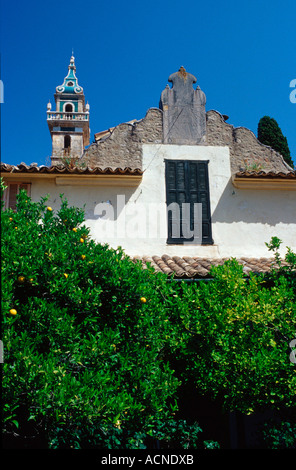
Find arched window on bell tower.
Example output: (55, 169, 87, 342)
(65, 103, 73, 120)
(64, 135, 71, 155)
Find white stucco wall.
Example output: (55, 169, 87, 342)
(30, 143, 296, 258)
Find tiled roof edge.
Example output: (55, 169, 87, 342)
(133, 256, 292, 279)
(235, 170, 296, 179)
(0, 162, 143, 175)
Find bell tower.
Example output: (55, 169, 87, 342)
(47, 55, 90, 165)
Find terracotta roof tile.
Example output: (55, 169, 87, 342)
(132, 256, 290, 279)
(0, 162, 143, 175)
(235, 170, 296, 179)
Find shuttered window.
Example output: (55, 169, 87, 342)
(2, 183, 31, 211)
(165, 160, 213, 244)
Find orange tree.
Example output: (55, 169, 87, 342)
(1, 181, 295, 449)
(169, 256, 296, 413)
(163, 244, 296, 447)
(1, 185, 213, 449)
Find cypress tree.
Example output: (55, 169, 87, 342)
(257, 116, 294, 168)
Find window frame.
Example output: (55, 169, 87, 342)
(165, 159, 214, 245)
(63, 102, 74, 113)
(2, 182, 31, 211)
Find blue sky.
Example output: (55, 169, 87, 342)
(1, 0, 295, 167)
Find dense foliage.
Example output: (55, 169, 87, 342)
(168, 254, 296, 414)
(261, 420, 296, 449)
(1, 187, 211, 449)
(1, 183, 295, 449)
(257, 115, 294, 168)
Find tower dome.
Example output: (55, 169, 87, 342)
(56, 55, 84, 95)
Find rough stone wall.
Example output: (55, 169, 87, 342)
(80, 107, 292, 174)
(206, 110, 292, 173)
(51, 134, 84, 163)
(80, 108, 163, 169)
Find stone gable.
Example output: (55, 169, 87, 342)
(206, 110, 292, 174)
(80, 108, 162, 170)
(80, 107, 291, 174)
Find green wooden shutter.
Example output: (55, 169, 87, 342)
(196, 162, 213, 244)
(165, 160, 213, 244)
(166, 161, 185, 241)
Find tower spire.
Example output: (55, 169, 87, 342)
(47, 56, 90, 165)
